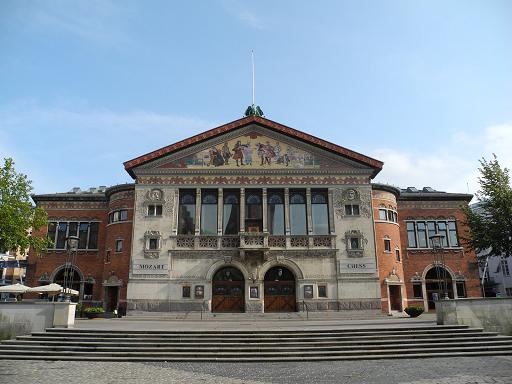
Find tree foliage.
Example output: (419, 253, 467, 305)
(462, 155, 512, 259)
(0, 158, 50, 254)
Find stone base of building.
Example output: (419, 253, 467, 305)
(127, 298, 381, 313)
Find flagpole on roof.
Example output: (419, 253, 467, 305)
(252, 50, 255, 106)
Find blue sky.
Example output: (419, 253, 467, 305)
(1, 0, 511, 196)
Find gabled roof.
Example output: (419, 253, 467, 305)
(123, 115, 383, 178)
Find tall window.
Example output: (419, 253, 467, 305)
(200, 190, 217, 235)
(245, 190, 262, 232)
(178, 190, 196, 235)
(384, 238, 391, 252)
(406, 220, 460, 248)
(223, 191, 239, 235)
(289, 190, 307, 235)
(267, 190, 285, 235)
(47, 221, 99, 250)
(311, 190, 329, 234)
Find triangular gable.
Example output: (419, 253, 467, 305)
(124, 116, 383, 178)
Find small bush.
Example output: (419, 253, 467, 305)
(83, 306, 105, 314)
(404, 306, 424, 317)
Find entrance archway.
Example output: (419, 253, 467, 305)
(212, 267, 245, 313)
(425, 266, 453, 310)
(53, 267, 81, 302)
(264, 266, 296, 312)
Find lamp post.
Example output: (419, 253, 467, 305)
(62, 236, 79, 302)
(429, 233, 449, 300)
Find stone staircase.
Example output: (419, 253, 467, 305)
(1, 325, 511, 361)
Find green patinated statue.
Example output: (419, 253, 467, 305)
(244, 104, 264, 117)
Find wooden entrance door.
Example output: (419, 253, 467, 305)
(212, 267, 245, 313)
(264, 267, 296, 312)
(389, 285, 402, 311)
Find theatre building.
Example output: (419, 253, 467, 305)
(27, 113, 481, 313)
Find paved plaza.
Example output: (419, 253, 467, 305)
(1, 356, 511, 384)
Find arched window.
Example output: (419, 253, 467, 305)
(289, 190, 307, 235)
(200, 190, 217, 235)
(245, 190, 262, 232)
(223, 190, 240, 235)
(268, 190, 285, 235)
(311, 189, 329, 234)
(178, 190, 196, 235)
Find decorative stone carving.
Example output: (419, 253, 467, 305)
(332, 188, 371, 219)
(136, 188, 175, 219)
(343, 229, 368, 258)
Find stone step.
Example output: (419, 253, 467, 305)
(1, 339, 511, 352)
(1, 349, 511, 362)
(5, 335, 507, 348)
(44, 324, 466, 334)
(15, 331, 497, 344)
(1, 344, 511, 359)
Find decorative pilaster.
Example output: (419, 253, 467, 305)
(306, 188, 313, 235)
(172, 189, 179, 236)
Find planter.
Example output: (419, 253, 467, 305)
(85, 312, 100, 319)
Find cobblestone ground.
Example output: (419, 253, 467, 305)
(1, 356, 511, 384)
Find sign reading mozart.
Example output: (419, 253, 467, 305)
(132, 260, 169, 275)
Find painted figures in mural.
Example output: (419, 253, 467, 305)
(179, 136, 321, 169)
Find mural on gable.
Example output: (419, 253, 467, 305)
(158, 133, 335, 170)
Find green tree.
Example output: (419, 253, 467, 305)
(462, 155, 512, 259)
(0, 158, 50, 254)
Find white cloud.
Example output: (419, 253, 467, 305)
(0, 101, 214, 194)
(373, 123, 512, 196)
(221, 0, 266, 30)
(20, 0, 134, 46)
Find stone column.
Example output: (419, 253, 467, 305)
(195, 189, 201, 250)
(306, 188, 313, 235)
(284, 188, 290, 247)
(217, 188, 223, 249)
(172, 189, 180, 236)
(262, 188, 268, 233)
(217, 188, 223, 235)
(240, 188, 245, 232)
(328, 188, 335, 234)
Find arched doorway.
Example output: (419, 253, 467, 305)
(425, 266, 453, 310)
(212, 267, 245, 313)
(53, 267, 81, 302)
(264, 266, 296, 312)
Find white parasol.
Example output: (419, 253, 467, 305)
(0, 283, 30, 293)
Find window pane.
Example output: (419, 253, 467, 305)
(350, 237, 360, 249)
(56, 222, 68, 249)
(223, 204, 239, 234)
(379, 209, 387, 220)
(290, 204, 307, 235)
(116, 240, 123, 252)
(387, 210, 393, 221)
(156, 205, 162, 216)
(353, 205, 360, 215)
(437, 222, 449, 247)
(448, 221, 458, 247)
(384, 239, 391, 252)
(149, 238, 158, 250)
(413, 283, 423, 298)
(68, 222, 78, 237)
(345, 205, 352, 215)
(417, 222, 427, 248)
(47, 222, 57, 247)
(200, 204, 217, 235)
(312, 204, 329, 234)
(178, 204, 196, 234)
(88, 222, 99, 249)
(268, 202, 285, 235)
(406, 222, 416, 248)
(120, 210, 128, 221)
(456, 281, 466, 297)
(395, 249, 401, 261)
(78, 223, 89, 249)
(148, 205, 155, 215)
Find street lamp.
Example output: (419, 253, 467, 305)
(430, 233, 449, 300)
(61, 236, 79, 302)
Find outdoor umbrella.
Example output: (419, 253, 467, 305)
(0, 283, 30, 293)
(62, 287, 79, 296)
(27, 283, 63, 295)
